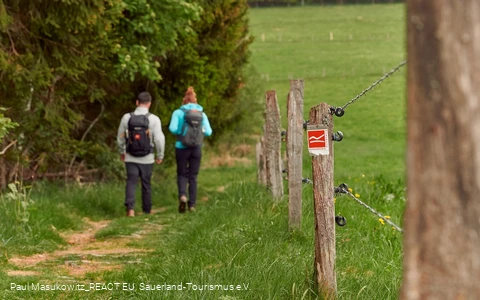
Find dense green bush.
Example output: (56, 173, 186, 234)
(0, 0, 255, 185)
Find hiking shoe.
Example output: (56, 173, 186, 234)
(179, 195, 187, 213)
(179, 202, 186, 213)
(188, 206, 196, 213)
(127, 209, 135, 217)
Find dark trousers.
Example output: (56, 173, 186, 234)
(125, 162, 154, 213)
(175, 146, 202, 207)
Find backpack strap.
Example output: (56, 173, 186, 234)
(127, 112, 139, 124)
(127, 112, 134, 128)
(177, 108, 187, 141)
(142, 113, 152, 141)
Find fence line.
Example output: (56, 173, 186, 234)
(256, 61, 405, 296)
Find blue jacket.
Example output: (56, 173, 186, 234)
(169, 103, 213, 149)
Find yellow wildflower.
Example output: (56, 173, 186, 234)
(384, 216, 391, 219)
(378, 218, 385, 225)
(348, 188, 353, 193)
(355, 193, 360, 198)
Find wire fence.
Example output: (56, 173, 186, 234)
(340, 60, 407, 111)
(335, 183, 403, 232)
(333, 60, 406, 232)
(261, 60, 406, 232)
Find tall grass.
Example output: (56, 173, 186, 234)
(0, 182, 68, 257)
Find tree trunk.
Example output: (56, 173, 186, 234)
(402, 1, 480, 299)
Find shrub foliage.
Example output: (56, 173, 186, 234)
(0, 0, 253, 186)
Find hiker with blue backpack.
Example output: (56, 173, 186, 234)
(117, 92, 165, 217)
(169, 86, 213, 213)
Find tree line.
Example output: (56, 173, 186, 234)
(0, 0, 260, 188)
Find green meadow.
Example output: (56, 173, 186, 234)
(0, 4, 406, 300)
(249, 4, 406, 181)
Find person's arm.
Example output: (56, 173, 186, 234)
(168, 110, 182, 135)
(151, 116, 165, 161)
(202, 113, 213, 137)
(117, 114, 129, 160)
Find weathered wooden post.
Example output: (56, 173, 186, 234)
(287, 80, 304, 230)
(308, 103, 336, 298)
(264, 90, 283, 200)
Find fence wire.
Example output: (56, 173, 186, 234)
(337, 184, 403, 232)
(341, 60, 407, 110)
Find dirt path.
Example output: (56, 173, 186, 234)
(6, 208, 164, 279)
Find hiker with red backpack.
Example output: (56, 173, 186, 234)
(169, 86, 213, 213)
(117, 92, 165, 217)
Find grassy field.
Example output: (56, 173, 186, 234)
(248, 4, 406, 181)
(0, 4, 406, 300)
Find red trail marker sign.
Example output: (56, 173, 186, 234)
(307, 125, 329, 156)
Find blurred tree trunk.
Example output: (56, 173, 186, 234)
(402, 1, 480, 299)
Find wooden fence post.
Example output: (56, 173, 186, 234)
(287, 80, 304, 230)
(309, 102, 336, 298)
(264, 90, 283, 200)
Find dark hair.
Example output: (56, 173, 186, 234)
(137, 92, 152, 104)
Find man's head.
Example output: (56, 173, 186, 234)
(136, 92, 152, 108)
